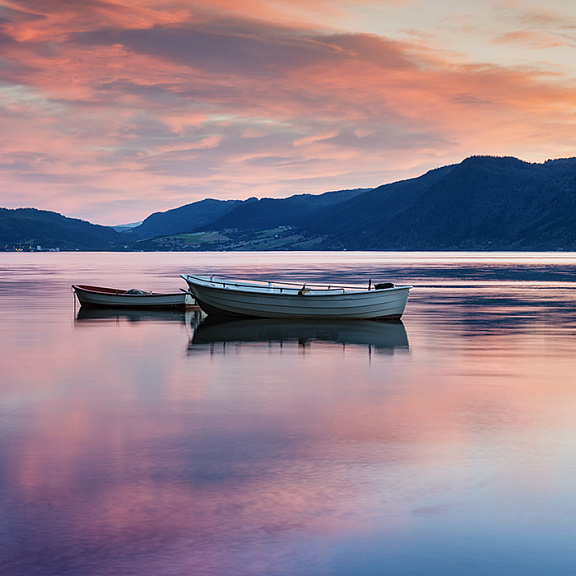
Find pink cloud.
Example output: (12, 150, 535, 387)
(492, 30, 564, 49)
(1, 1, 576, 223)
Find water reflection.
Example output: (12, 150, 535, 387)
(4, 252, 576, 576)
(411, 286, 576, 337)
(75, 306, 205, 327)
(189, 316, 409, 355)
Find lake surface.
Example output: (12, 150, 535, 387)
(2, 251, 576, 576)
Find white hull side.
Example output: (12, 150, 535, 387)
(183, 276, 410, 320)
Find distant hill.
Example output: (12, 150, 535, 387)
(305, 164, 456, 247)
(306, 156, 576, 250)
(125, 189, 368, 240)
(5, 156, 576, 251)
(197, 189, 369, 233)
(180, 155, 576, 251)
(125, 199, 242, 240)
(112, 221, 142, 232)
(0, 208, 123, 250)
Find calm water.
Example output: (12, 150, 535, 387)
(2, 251, 576, 576)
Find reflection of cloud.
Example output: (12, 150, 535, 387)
(412, 504, 453, 516)
(4, 280, 576, 572)
(1, 1, 576, 222)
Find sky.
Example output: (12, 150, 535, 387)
(1, 0, 576, 225)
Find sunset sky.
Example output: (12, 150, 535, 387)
(2, 0, 576, 225)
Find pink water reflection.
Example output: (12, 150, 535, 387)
(2, 252, 576, 575)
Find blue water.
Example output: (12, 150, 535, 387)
(1, 251, 576, 575)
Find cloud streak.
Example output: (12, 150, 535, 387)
(1, 0, 576, 223)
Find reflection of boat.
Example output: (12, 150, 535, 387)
(75, 306, 191, 324)
(72, 284, 194, 309)
(76, 306, 205, 328)
(189, 316, 409, 352)
(181, 275, 411, 320)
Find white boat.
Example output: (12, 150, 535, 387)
(72, 284, 195, 309)
(181, 275, 411, 320)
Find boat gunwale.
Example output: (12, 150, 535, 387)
(182, 275, 412, 297)
(73, 284, 184, 297)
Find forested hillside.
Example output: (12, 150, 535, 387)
(0, 208, 122, 250)
(4, 156, 576, 251)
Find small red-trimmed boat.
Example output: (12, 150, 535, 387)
(72, 284, 195, 309)
(181, 275, 411, 320)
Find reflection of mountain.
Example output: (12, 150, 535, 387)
(76, 306, 204, 325)
(189, 316, 409, 353)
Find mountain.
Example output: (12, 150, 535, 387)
(306, 156, 576, 250)
(196, 188, 370, 232)
(112, 221, 142, 232)
(178, 155, 576, 251)
(304, 164, 456, 246)
(5, 155, 576, 251)
(0, 208, 123, 250)
(125, 199, 242, 240)
(125, 189, 368, 240)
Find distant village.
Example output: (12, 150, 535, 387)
(2, 245, 61, 252)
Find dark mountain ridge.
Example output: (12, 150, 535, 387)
(200, 155, 576, 251)
(0, 207, 122, 250)
(305, 163, 457, 246)
(125, 198, 242, 240)
(310, 155, 576, 250)
(196, 188, 369, 232)
(4, 155, 576, 251)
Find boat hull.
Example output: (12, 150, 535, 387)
(73, 285, 194, 309)
(182, 275, 411, 320)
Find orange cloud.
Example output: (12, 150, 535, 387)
(492, 30, 564, 48)
(1, 1, 576, 223)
